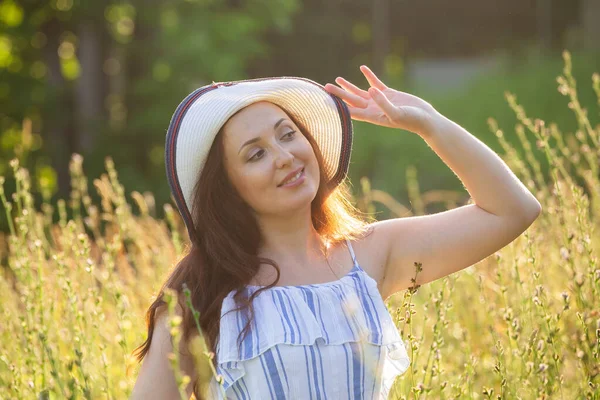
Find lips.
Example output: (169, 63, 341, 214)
(278, 167, 304, 187)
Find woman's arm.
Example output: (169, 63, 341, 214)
(369, 114, 541, 298)
(420, 114, 541, 217)
(325, 65, 541, 298)
(421, 114, 541, 219)
(130, 306, 197, 400)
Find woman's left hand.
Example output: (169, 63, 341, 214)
(324, 65, 442, 137)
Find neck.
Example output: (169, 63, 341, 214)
(256, 206, 328, 264)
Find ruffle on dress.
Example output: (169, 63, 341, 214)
(210, 261, 410, 398)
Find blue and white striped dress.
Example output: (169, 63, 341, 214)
(209, 239, 410, 399)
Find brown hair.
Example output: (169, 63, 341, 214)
(131, 103, 374, 399)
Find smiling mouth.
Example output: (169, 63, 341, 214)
(278, 167, 305, 187)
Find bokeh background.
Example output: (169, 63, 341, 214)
(1, 0, 599, 225)
(2, 2, 600, 399)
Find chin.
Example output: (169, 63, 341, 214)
(271, 183, 317, 213)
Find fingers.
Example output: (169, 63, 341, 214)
(360, 65, 388, 90)
(324, 83, 368, 108)
(368, 87, 402, 122)
(345, 105, 372, 122)
(334, 77, 370, 99)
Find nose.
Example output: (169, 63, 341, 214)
(274, 146, 295, 169)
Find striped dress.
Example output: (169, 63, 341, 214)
(209, 239, 410, 399)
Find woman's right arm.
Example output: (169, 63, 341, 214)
(130, 306, 197, 400)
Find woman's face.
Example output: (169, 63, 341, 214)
(221, 101, 320, 217)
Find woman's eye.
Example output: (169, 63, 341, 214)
(283, 130, 296, 139)
(248, 131, 295, 162)
(249, 150, 264, 162)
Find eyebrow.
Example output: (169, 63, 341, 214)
(237, 117, 288, 154)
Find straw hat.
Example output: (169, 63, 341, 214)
(165, 77, 353, 237)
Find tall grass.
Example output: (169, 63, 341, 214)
(0, 50, 598, 399)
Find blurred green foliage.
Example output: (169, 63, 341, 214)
(0, 0, 300, 231)
(347, 50, 600, 217)
(0, 0, 598, 231)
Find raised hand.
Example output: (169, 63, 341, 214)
(324, 65, 442, 137)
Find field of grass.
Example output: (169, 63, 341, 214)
(0, 51, 598, 399)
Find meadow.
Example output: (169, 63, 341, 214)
(0, 51, 598, 399)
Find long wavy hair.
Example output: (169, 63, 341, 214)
(131, 102, 375, 399)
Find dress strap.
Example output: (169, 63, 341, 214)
(344, 238, 358, 266)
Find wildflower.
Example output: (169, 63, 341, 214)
(526, 361, 534, 372)
(537, 339, 544, 351)
(562, 292, 570, 310)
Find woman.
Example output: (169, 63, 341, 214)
(131, 66, 541, 399)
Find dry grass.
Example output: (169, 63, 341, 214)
(0, 50, 598, 399)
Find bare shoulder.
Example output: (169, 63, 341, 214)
(347, 224, 388, 294)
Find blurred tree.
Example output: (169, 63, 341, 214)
(0, 0, 299, 209)
(537, 0, 553, 54)
(581, 0, 600, 50)
(0, 0, 594, 233)
(372, 0, 390, 83)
